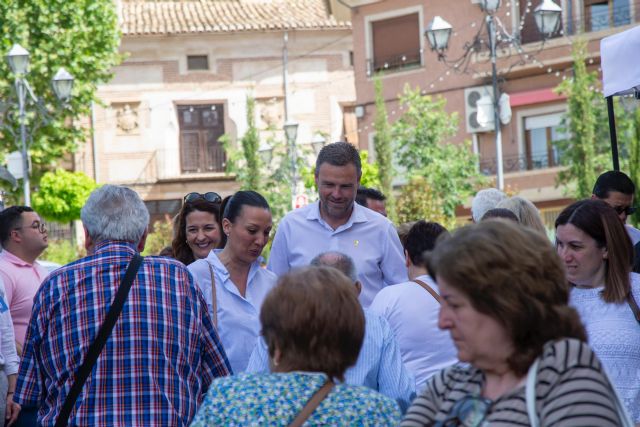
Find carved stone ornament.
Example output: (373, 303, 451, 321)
(116, 103, 139, 133)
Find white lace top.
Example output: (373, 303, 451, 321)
(569, 273, 640, 422)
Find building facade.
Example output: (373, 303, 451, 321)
(344, 0, 636, 222)
(74, 0, 355, 223)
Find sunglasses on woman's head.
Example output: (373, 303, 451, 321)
(435, 395, 492, 427)
(184, 192, 222, 204)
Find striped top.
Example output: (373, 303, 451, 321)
(402, 338, 625, 426)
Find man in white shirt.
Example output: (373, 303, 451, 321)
(369, 220, 458, 391)
(268, 142, 407, 307)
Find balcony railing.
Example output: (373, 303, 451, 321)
(479, 151, 561, 175)
(367, 49, 422, 76)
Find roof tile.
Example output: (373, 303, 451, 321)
(121, 0, 351, 36)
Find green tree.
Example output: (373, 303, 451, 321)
(32, 169, 98, 223)
(142, 217, 174, 257)
(0, 0, 121, 199)
(392, 85, 485, 222)
(396, 176, 456, 229)
(359, 150, 381, 189)
(229, 96, 261, 190)
(554, 39, 609, 199)
(373, 76, 396, 220)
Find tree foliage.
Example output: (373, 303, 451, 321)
(392, 85, 485, 222)
(396, 176, 458, 229)
(32, 169, 98, 223)
(237, 97, 261, 190)
(141, 217, 174, 257)
(373, 76, 396, 220)
(554, 39, 610, 199)
(0, 0, 121, 198)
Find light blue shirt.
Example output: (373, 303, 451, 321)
(369, 274, 458, 391)
(267, 201, 408, 307)
(246, 310, 416, 413)
(188, 250, 277, 374)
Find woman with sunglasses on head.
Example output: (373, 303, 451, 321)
(172, 192, 222, 266)
(556, 199, 640, 423)
(402, 220, 631, 427)
(187, 190, 276, 374)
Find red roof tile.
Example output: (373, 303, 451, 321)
(121, 0, 352, 35)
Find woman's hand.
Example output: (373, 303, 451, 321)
(5, 393, 20, 427)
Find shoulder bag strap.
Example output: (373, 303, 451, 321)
(207, 262, 218, 328)
(626, 291, 640, 325)
(413, 279, 442, 304)
(525, 357, 540, 427)
(54, 253, 144, 427)
(288, 380, 334, 427)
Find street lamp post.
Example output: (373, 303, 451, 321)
(283, 121, 299, 204)
(425, 0, 562, 190)
(5, 43, 74, 206)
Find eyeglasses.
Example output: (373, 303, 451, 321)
(14, 221, 47, 234)
(613, 205, 637, 216)
(435, 395, 492, 427)
(183, 192, 222, 205)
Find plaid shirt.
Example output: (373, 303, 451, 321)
(15, 240, 231, 426)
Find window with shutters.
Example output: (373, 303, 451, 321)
(177, 104, 226, 174)
(518, 0, 564, 44)
(369, 12, 422, 74)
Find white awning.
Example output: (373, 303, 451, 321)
(601, 25, 640, 97)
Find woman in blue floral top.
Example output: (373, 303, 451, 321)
(192, 266, 401, 426)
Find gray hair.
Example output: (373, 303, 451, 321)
(471, 188, 507, 222)
(81, 185, 149, 244)
(310, 251, 358, 284)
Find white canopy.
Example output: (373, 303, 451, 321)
(601, 25, 640, 97)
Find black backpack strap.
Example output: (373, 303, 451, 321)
(54, 253, 144, 427)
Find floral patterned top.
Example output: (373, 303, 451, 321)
(191, 372, 401, 426)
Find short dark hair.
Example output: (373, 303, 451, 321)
(260, 266, 365, 382)
(427, 221, 586, 377)
(480, 208, 519, 223)
(315, 142, 361, 178)
(223, 191, 270, 223)
(405, 220, 448, 266)
(0, 206, 34, 246)
(355, 187, 386, 207)
(555, 199, 632, 303)
(172, 198, 221, 265)
(593, 170, 636, 198)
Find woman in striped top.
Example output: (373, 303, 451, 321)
(402, 220, 628, 427)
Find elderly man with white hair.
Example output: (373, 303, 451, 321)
(14, 185, 231, 427)
(247, 251, 416, 413)
(471, 188, 507, 222)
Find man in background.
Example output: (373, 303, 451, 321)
(0, 206, 49, 354)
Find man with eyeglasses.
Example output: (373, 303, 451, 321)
(591, 171, 640, 273)
(0, 206, 49, 355)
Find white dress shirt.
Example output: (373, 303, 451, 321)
(369, 274, 457, 391)
(188, 250, 277, 374)
(267, 201, 407, 307)
(0, 277, 19, 375)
